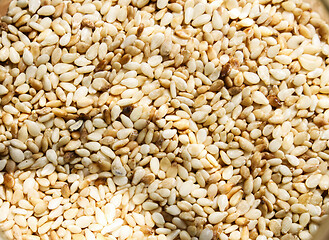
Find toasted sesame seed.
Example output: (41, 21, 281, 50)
(0, 0, 328, 239)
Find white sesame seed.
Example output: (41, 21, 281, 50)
(0, 1, 327, 240)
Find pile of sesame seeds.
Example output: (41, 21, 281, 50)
(0, 0, 329, 239)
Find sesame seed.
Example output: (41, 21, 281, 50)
(0, 0, 328, 239)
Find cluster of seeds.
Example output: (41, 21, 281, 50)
(1, 0, 329, 239)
